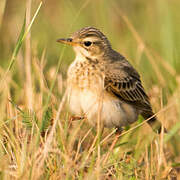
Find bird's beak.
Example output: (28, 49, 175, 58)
(56, 38, 77, 46)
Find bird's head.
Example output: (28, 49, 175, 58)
(57, 27, 111, 59)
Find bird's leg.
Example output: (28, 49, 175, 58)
(103, 127, 123, 165)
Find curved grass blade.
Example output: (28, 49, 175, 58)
(0, 1, 42, 92)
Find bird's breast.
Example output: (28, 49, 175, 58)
(67, 60, 139, 128)
(67, 86, 138, 128)
(67, 60, 105, 89)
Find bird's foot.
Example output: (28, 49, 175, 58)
(68, 115, 85, 129)
(69, 115, 84, 121)
(103, 127, 123, 165)
(115, 127, 123, 135)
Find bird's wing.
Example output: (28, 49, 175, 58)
(104, 55, 163, 133)
(104, 59, 152, 111)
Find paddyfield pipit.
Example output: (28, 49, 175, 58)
(57, 27, 164, 134)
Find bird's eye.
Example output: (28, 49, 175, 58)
(84, 41, 92, 47)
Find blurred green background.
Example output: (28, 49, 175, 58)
(0, 0, 180, 138)
(1, 0, 180, 74)
(0, 0, 180, 179)
(1, 0, 180, 115)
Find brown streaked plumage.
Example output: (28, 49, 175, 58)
(57, 26, 165, 133)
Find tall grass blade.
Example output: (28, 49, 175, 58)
(0, 1, 42, 92)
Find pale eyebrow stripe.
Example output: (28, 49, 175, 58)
(80, 33, 100, 38)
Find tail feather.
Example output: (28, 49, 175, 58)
(141, 111, 167, 134)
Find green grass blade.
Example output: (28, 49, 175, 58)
(0, 1, 42, 91)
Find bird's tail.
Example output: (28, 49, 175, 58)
(141, 111, 167, 134)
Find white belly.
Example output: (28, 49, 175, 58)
(68, 87, 139, 128)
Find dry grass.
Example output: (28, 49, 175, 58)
(0, 0, 180, 179)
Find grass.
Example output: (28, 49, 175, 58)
(0, 0, 180, 179)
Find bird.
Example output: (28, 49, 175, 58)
(57, 26, 164, 134)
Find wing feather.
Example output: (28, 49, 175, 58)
(103, 55, 163, 133)
(104, 60, 151, 111)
